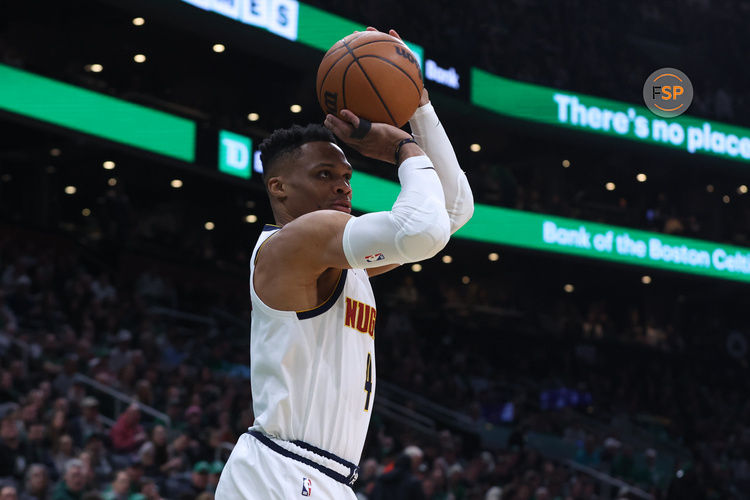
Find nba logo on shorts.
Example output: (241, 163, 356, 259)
(301, 477, 312, 496)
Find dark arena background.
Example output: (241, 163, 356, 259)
(1, 1, 749, 499)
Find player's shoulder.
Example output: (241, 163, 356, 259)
(256, 210, 352, 270)
(273, 210, 351, 244)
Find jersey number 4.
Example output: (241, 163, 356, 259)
(364, 352, 373, 412)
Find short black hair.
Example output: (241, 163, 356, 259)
(259, 124, 337, 180)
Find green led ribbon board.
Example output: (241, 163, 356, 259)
(471, 68, 750, 165)
(0, 64, 196, 162)
(351, 172, 750, 283)
(296, 3, 424, 67)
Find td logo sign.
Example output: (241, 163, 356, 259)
(643, 67, 693, 118)
(219, 130, 252, 179)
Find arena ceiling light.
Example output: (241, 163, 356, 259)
(132, 17, 145, 26)
(636, 173, 647, 182)
(441, 255, 452, 263)
(171, 179, 183, 189)
(564, 283, 574, 293)
(723, 195, 730, 204)
(50, 148, 61, 157)
(739, 185, 748, 194)
(247, 113, 260, 122)
(411, 264, 422, 272)
(103, 161, 115, 170)
(605, 182, 616, 191)
(706, 184, 715, 193)
(562, 159, 570, 168)
(133, 54, 146, 63)
(290, 104, 302, 113)
(461, 276, 471, 284)
(204, 221, 215, 230)
(82, 208, 91, 216)
(470, 143, 481, 152)
(107, 178, 117, 186)
(245, 214, 258, 223)
(64, 186, 76, 195)
(488, 252, 499, 261)
(212, 43, 226, 53)
(641, 275, 652, 284)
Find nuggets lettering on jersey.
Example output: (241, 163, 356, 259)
(344, 297, 376, 338)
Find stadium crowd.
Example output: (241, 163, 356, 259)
(0, 219, 747, 499)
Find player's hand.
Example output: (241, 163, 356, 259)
(324, 109, 416, 164)
(365, 26, 429, 107)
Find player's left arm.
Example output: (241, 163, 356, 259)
(374, 27, 474, 234)
(363, 28, 473, 277)
(408, 88, 474, 234)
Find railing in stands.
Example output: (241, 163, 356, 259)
(72, 373, 171, 428)
(566, 460, 653, 500)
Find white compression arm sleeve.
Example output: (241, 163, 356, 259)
(409, 102, 474, 234)
(342, 155, 450, 269)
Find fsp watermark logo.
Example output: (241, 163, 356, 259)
(643, 68, 693, 118)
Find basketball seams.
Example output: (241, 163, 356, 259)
(340, 58, 361, 111)
(341, 39, 397, 126)
(317, 40, 407, 105)
(353, 54, 422, 96)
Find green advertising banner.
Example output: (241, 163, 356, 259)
(471, 68, 750, 165)
(297, 3, 424, 71)
(351, 171, 750, 283)
(0, 64, 196, 162)
(218, 130, 252, 179)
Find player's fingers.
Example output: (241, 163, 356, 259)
(389, 29, 402, 40)
(366, 26, 378, 32)
(338, 109, 361, 128)
(324, 114, 353, 138)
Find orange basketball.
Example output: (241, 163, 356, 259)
(316, 31, 423, 128)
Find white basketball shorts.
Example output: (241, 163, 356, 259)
(215, 432, 358, 500)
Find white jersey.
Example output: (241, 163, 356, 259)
(248, 224, 376, 465)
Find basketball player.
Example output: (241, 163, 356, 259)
(216, 29, 474, 500)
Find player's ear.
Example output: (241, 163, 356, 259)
(267, 176, 286, 201)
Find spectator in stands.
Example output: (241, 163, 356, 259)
(71, 399, 104, 449)
(142, 427, 168, 475)
(22, 423, 54, 479)
(100, 471, 130, 500)
(81, 434, 111, 487)
(0, 485, 18, 500)
(109, 404, 145, 454)
(137, 480, 161, 500)
(353, 458, 378, 498)
(206, 461, 223, 494)
(51, 459, 85, 500)
(370, 452, 425, 500)
(166, 461, 209, 499)
(574, 436, 601, 468)
(51, 436, 75, 479)
(19, 464, 50, 500)
(0, 413, 26, 483)
(122, 460, 143, 498)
